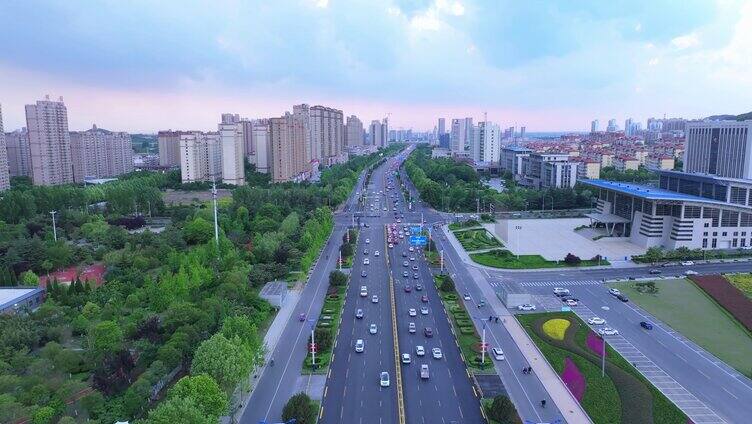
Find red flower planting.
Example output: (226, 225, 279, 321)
(586, 331, 606, 357)
(690, 276, 752, 332)
(561, 357, 586, 402)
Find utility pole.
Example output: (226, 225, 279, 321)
(601, 335, 606, 377)
(50, 211, 58, 242)
(515, 225, 522, 260)
(476, 198, 480, 214)
(212, 177, 219, 246)
(480, 319, 488, 366)
(440, 250, 444, 273)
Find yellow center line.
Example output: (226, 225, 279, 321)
(385, 225, 406, 424)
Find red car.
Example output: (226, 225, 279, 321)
(404, 285, 412, 293)
(424, 327, 433, 337)
(421, 295, 428, 303)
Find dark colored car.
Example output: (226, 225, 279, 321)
(404, 285, 412, 293)
(640, 321, 653, 330)
(649, 269, 661, 275)
(616, 294, 629, 302)
(424, 327, 433, 337)
(361, 270, 367, 278)
(415, 284, 423, 291)
(421, 295, 428, 303)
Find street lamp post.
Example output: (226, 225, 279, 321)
(600, 335, 606, 377)
(480, 318, 488, 365)
(49, 211, 58, 242)
(515, 225, 522, 260)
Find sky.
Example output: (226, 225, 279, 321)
(1, 0, 751, 133)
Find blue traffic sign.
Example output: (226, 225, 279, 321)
(409, 236, 428, 246)
(410, 226, 421, 235)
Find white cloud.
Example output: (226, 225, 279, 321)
(670, 32, 699, 50)
(314, 0, 329, 8)
(410, 12, 441, 31)
(634, 23, 642, 32)
(435, 0, 465, 16)
(648, 57, 659, 66)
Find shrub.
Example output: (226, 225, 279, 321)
(487, 395, 518, 424)
(691, 276, 752, 331)
(456, 319, 472, 327)
(564, 253, 581, 265)
(459, 326, 475, 335)
(282, 392, 317, 424)
(329, 270, 348, 287)
(444, 293, 458, 301)
(326, 294, 340, 301)
(440, 277, 455, 292)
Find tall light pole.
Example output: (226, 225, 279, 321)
(49, 211, 58, 242)
(515, 225, 522, 260)
(480, 318, 489, 366)
(600, 334, 606, 377)
(212, 177, 219, 246)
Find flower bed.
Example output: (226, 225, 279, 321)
(726, 273, 752, 300)
(690, 275, 752, 331)
(518, 312, 686, 424)
(542, 318, 570, 340)
(561, 357, 586, 402)
(586, 331, 606, 357)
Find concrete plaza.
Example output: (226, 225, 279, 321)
(488, 218, 646, 262)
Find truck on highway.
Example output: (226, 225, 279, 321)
(420, 364, 429, 379)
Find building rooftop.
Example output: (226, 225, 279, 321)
(583, 179, 730, 205)
(0, 287, 44, 311)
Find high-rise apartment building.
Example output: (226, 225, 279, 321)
(292, 104, 313, 164)
(218, 114, 246, 186)
(158, 130, 187, 167)
(310, 105, 344, 165)
(477, 121, 501, 163)
(269, 112, 308, 183)
(520, 126, 526, 140)
(179, 132, 221, 183)
(251, 120, 271, 174)
(25, 96, 74, 186)
(606, 119, 618, 132)
(591, 119, 599, 133)
(369, 119, 388, 148)
(683, 120, 752, 180)
(0, 105, 10, 190)
(5, 128, 31, 177)
(437, 118, 446, 136)
(450, 119, 465, 153)
(345, 115, 364, 148)
(69, 124, 133, 183)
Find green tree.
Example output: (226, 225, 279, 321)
(564, 253, 581, 265)
(281, 392, 317, 424)
(144, 397, 213, 424)
(220, 316, 264, 366)
(644, 246, 664, 264)
(32, 406, 56, 424)
(89, 320, 124, 355)
(183, 217, 214, 245)
(169, 374, 229, 419)
(309, 328, 333, 352)
(21, 270, 40, 286)
(329, 270, 348, 287)
(190, 333, 254, 393)
(82, 301, 102, 320)
(440, 276, 455, 293)
(488, 395, 518, 424)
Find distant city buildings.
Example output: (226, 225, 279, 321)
(475, 121, 501, 163)
(590, 119, 599, 133)
(69, 124, 133, 183)
(519, 153, 578, 189)
(369, 119, 388, 148)
(218, 114, 246, 185)
(684, 120, 752, 180)
(25, 96, 74, 186)
(0, 105, 10, 190)
(450, 118, 473, 156)
(606, 119, 618, 132)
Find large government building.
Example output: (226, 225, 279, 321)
(583, 120, 752, 250)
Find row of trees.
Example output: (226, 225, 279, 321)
(404, 146, 596, 212)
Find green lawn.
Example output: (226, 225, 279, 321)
(302, 285, 347, 374)
(453, 229, 502, 251)
(608, 279, 752, 375)
(448, 220, 482, 231)
(470, 249, 607, 269)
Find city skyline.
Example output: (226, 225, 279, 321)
(1, 0, 751, 132)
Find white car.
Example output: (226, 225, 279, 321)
(415, 345, 425, 356)
(408, 322, 416, 333)
(366, 238, 370, 244)
(388, 243, 394, 249)
(420, 307, 429, 315)
(403, 261, 409, 267)
(355, 339, 364, 353)
(680, 260, 695, 266)
(374, 251, 380, 257)
(564, 299, 578, 306)
(491, 347, 505, 360)
(372, 295, 379, 303)
(409, 246, 414, 252)
(553, 287, 570, 295)
(685, 270, 699, 276)
(363, 258, 370, 265)
(380, 372, 390, 387)
(369, 324, 378, 334)
(409, 256, 415, 261)
(401, 353, 411, 364)
(598, 327, 619, 336)
(408, 308, 417, 317)
(517, 304, 536, 311)
(608, 288, 621, 296)
(463, 293, 471, 301)
(588, 317, 606, 325)
(360, 286, 368, 297)
(431, 347, 443, 359)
